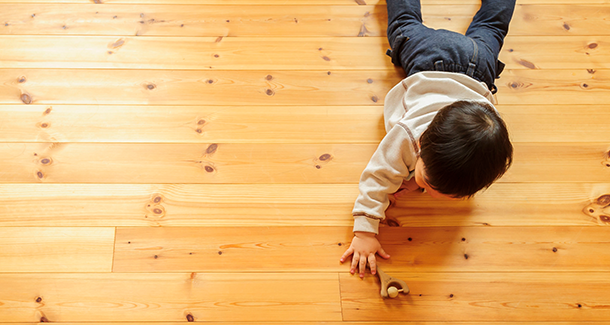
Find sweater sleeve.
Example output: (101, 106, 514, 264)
(352, 124, 418, 234)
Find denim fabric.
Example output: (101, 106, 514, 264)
(386, 0, 516, 94)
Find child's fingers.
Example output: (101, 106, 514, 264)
(377, 247, 391, 259)
(359, 255, 367, 278)
(350, 252, 360, 275)
(368, 254, 377, 275)
(339, 247, 354, 263)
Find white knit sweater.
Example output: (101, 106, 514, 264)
(352, 71, 497, 234)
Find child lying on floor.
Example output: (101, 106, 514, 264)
(340, 0, 516, 277)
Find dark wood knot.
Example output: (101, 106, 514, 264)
(206, 143, 218, 154)
(40, 158, 52, 165)
(597, 195, 610, 206)
(517, 59, 536, 69)
(20, 93, 32, 104)
(319, 154, 331, 161)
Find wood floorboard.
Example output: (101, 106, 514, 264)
(500, 104, 610, 143)
(0, 142, 606, 183)
(1, 0, 609, 323)
(389, 183, 610, 227)
(0, 273, 342, 322)
(495, 69, 610, 104)
(4, 4, 610, 37)
(0, 183, 607, 227)
(1, 36, 608, 70)
(0, 105, 387, 144)
(0, 36, 394, 70)
(0, 104, 608, 143)
(5, 68, 610, 106)
(0, 4, 389, 37)
(0, 227, 114, 272)
(112, 226, 610, 273)
(1, 69, 397, 106)
(340, 272, 610, 321)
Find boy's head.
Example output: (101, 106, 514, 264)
(417, 100, 513, 199)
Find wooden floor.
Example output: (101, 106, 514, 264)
(0, 0, 609, 323)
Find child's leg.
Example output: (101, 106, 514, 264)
(386, 0, 426, 68)
(465, 0, 516, 57)
(387, 0, 422, 27)
(385, 0, 516, 93)
(465, 0, 517, 89)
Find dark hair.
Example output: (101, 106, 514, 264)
(419, 100, 513, 198)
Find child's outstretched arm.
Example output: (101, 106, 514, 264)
(344, 124, 417, 276)
(340, 231, 390, 278)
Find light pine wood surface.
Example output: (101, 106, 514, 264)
(1, 0, 609, 324)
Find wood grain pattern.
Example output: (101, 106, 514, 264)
(388, 183, 610, 227)
(113, 227, 350, 272)
(6, 69, 610, 106)
(426, 4, 610, 37)
(0, 143, 374, 184)
(500, 36, 610, 70)
(0, 36, 392, 70)
(503, 142, 610, 183)
(0, 183, 607, 227)
(0, 184, 357, 227)
(4, 4, 610, 37)
(0, 227, 114, 272)
(0, 104, 608, 143)
(0, 105, 385, 144)
(511, 4, 610, 36)
(0, 142, 607, 183)
(341, 272, 610, 321)
(1, 0, 609, 323)
(1, 36, 609, 70)
(0, 4, 387, 37)
(0, 273, 341, 322)
(113, 226, 610, 273)
(499, 104, 610, 143)
(495, 69, 610, 105)
(0, 69, 396, 106)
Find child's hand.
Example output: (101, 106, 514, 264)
(340, 231, 390, 278)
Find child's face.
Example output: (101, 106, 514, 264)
(414, 158, 459, 200)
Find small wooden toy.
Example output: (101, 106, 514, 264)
(377, 268, 410, 299)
